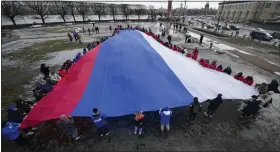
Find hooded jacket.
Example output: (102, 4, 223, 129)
(209, 62, 217, 70)
(243, 77, 254, 86)
(258, 91, 274, 108)
(216, 65, 223, 72)
(186, 52, 192, 58)
(192, 53, 198, 60)
(7, 105, 24, 123)
(50, 73, 61, 82)
(203, 61, 210, 68)
(91, 113, 107, 128)
(268, 80, 279, 93)
(56, 118, 76, 134)
(159, 108, 172, 125)
(208, 95, 223, 111)
(1, 122, 20, 140)
(223, 67, 232, 75)
(234, 74, 244, 81)
(199, 58, 205, 65)
(59, 67, 68, 77)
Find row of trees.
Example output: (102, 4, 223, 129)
(2, 1, 157, 26)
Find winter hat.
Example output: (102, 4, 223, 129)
(258, 83, 268, 94)
(8, 105, 16, 110)
(60, 114, 67, 120)
(163, 106, 169, 111)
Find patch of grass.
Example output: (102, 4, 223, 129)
(1, 39, 85, 119)
(222, 37, 280, 52)
(3, 40, 85, 63)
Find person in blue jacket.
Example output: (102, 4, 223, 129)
(91, 108, 111, 137)
(83, 48, 87, 55)
(1, 120, 33, 145)
(159, 106, 172, 137)
(73, 52, 82, 63)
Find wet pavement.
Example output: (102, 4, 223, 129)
(1, 22, 280, 151)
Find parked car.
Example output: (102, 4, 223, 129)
(214, 23, 222, 27)
(207, 24, 215, 29)
(229, 25, 240, 30)
(271, 32, 280, 39)
(250, 30, 273, 41)
(222, 26, 231, 30)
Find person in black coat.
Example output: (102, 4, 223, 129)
(40, 64, 50, 76)
(167, 35, 172, 44)
(15, 99, 33, 114)
(223, 66, 232, 75)
(189, 97, 202, 123)
(241, 95, 261, 118)
(204, 94, 223, 117)
(268, 79, 279, 93)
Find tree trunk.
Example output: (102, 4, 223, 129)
(112, 14, 115, 22)
(72, 13, 76, 23)
(138, 15, 140, 20)
(61, 15, 66, 23)
(40, 15, 46, 26)
(10, 16, 16, 26)
(126, 15, 128, 22)
(82, 15, 85, 22)
(98, 15, 101, 21)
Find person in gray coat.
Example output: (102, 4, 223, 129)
(56, 114, 80, 140)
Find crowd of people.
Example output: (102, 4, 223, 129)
(2, 23, 280, 146)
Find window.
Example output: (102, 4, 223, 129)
(266, 3, 271, 8)
(276, 3, 280, 9)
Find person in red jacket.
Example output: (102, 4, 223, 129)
(191, 47, 199, 60)
(169, 44, 173, 50)
(199, 58, 205, 66)
(178, 47, 182, 53)
(160, 40, 164, 45)
(203, 60, 210, 68)
(192, 52, 198, 60)
(216, 65, 223, 72)
(243, 76, 254, 86)
(209, 61, 217, 70)
(59, 63, 68, 77)
(186, 52, 192, 58)
(173, 45, 178, 51)
(234, 72, 244, 81)
(193, 47, 199, 55)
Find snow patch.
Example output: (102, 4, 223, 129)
(274, 72, 280, 76)
(236, 49, 254, 56)
(225, 51, 240, 58)
(43, 48, 84, 66)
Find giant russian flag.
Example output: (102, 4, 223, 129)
(20, 30, 258, 128)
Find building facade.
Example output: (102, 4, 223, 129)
(217, 1, 280, 22)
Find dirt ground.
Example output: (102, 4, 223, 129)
(1, 22, 280, 151)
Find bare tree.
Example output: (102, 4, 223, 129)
(148, 5, 156, 21)
(24, 1, 49, 26)
(134, 5, 146, 20)
(120, 4, 132, 21)
(1, 1, 22, 26)
(92, 3, 105, 21)
(76, 2, 89, 22)
(51, 2, 68, 23)
(108, 4, 118, 22)
(66, 2, 76, 23)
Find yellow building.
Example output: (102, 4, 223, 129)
(217, 1, 280, 22)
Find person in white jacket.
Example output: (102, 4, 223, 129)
(258, 91, 274, 108)
(49, 71, 61, 84)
